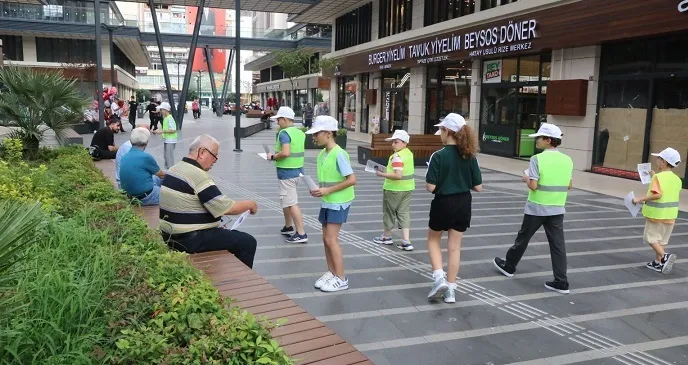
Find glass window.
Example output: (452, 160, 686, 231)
(381, 70, 410, 133)
(441, 64, 471, 118)
(424, 0, 475, 26)
(481, 87, 518, 125)
(601, 42, 652, 76)
(481, 0, 498, 10)
(518, 55, 540, 82)
(335, 3, 372, 51)
(649, 78, 688, 179)
(379, 0, 413, 38)
(540, 53, 552, 81)
(501, 58, 518, 82)
(595, 80, 649, 170)
(657, 35, 688, 73)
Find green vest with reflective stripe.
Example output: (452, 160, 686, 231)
(642, 171, 682, 220)
(383, 148, 415, 191)
(274, 126, 305, 168)
(316, 145, 355, 204)
(527, 151, 573, 207)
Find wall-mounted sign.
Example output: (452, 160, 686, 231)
(265, 84, 280, 91)
(680, 0, 688, 12)
(480, 124, 515, 156)
(483, 60, 502, 84)
(367, 19, 537, 70)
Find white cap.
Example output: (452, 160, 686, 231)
(651, 147, 681, 167)
(270, 106, 295, 120)
(434, 113, 466, 135)
(156, 102, 171, 111)
(305, 115, 339, 134)
(529, 123, 563, 139)
(385, 130, 410, 143)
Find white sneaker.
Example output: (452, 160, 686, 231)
(320, 276, 349, 292)
(443, 286, 456, 303)
(314, 271, 334, 289)
(427, 277, 449, 300)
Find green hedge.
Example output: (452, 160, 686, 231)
(0, 141, 292, 365)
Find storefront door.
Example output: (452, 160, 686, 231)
(381, 70, 410, 133)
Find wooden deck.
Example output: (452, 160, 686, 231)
(93, 159, 372, 365)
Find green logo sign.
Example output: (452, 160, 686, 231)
(482, 132, 510, 143)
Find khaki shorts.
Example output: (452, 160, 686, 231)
(643, 220, 674, 246)
(278, 177, 300, 208)
(382, 190, 412, 230)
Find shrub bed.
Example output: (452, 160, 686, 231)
(0, 141, 291, 365)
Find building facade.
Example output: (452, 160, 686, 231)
(323, 0, 687, 187)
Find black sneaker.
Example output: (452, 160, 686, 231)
(545, 281, 570, 294)
(661, 253, 677, 275)
(646, 260, 663, 273)
(280, 226, 295, 236)
(286, 233, 308, 244)
(493, 257, 515, 277)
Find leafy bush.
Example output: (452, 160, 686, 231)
(0, 147, 292, 364)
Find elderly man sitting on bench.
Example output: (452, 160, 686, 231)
(119, 127, 166, 206)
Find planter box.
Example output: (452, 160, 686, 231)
(304, 135, 347, 149)
(237, 121, 266, 138)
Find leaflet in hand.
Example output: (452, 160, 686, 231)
(637, 163, 652, 184)
(624, 191, 641, 217)
(300, 174, 319, 191)
(365, 160, 385, 173)
(230, 210, 250, 231)
(262, 144, 271, 154)
(258, 152, 268, 160)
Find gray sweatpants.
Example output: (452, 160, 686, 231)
(164, 142, 176, 169)
(505, 214, 567, 284)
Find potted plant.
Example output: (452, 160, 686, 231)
(300, 127, 348, 149)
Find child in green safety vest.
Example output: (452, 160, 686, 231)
(267, 106, 308, 243)
(493, 123, 573, 295)
(632, 147, 682, 274)
(373, 129, 415, 251)
(153, 102, 178, 169)
(426, 113, 482, 304)
(306, 115, 356, 292)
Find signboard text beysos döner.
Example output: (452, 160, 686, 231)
(368, 19, 538, 69)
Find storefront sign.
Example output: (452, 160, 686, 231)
(367, 19, 537, 70)
(680, 0, 688, 12)
(480, 124, 515, 156)
(265, 84, 280, 91)
(483, 60, 502, 84)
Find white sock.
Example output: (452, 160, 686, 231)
(448, 282, 457, 291)
(432, 270, 445, 281)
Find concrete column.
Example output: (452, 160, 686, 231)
(370, 72, 382, 133)
(371, 0, 380, 41)
(468, 59, 482, 131)
(22, 36, 37, 62)
(354, 74, 362, 131)
(547, 46, 601, 171)
(411, 0, 424, 30)
(407, 66, 425, 134)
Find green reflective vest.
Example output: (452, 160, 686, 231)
(162, 114, 178, 141)
(642, 171, 682, 220)
(383, 148, 415, 191)
(316, 145, 355, 204)
(527, 151, 573, 207)
(274, 126, 306, 168)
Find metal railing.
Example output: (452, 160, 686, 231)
(0, 2, 332, 41)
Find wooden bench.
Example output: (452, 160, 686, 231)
(357, 133, 443, 167)
(246, 109, 265, 118)
(93, 160, 371, 365)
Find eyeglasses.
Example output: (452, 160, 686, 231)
(203, 148, 218, 161)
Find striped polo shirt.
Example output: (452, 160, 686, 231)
(159, 157, 234, 234)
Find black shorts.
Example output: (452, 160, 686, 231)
(428, 192, 472, 232)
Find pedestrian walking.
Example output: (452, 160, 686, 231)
(425, 113, 482, 303)
(303, 103, 314, 128)
(266, 106, 308, 243)
(306, 115, 357, 292)
(373, 129, 415, 251)
(493, 123, 573, 294)
(128, 96, 139, 130)
(632, 147, 682, 274)
(153, 102, 177, 169)
(192, 99, 200, 119)
(144, 99, 159, 131)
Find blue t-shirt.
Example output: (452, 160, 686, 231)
(321, 149, 354, 210)
(115, 140, 133, 183)
(120, 147, 161, 195)
(276, 130, 304, 180)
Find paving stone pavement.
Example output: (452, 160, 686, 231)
(105, 115, 688, 365)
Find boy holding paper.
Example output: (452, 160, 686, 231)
(267, 106, 308, 243)
(632, 147, 682, 274)
(373, 130, 415, 251)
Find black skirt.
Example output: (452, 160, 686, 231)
(428, 192, 472, 232)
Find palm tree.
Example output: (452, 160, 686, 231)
(0, 66, 87, 150)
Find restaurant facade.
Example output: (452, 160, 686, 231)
(326, 0, 688, 186)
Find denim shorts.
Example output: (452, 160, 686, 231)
(318, 206, 350, 225)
